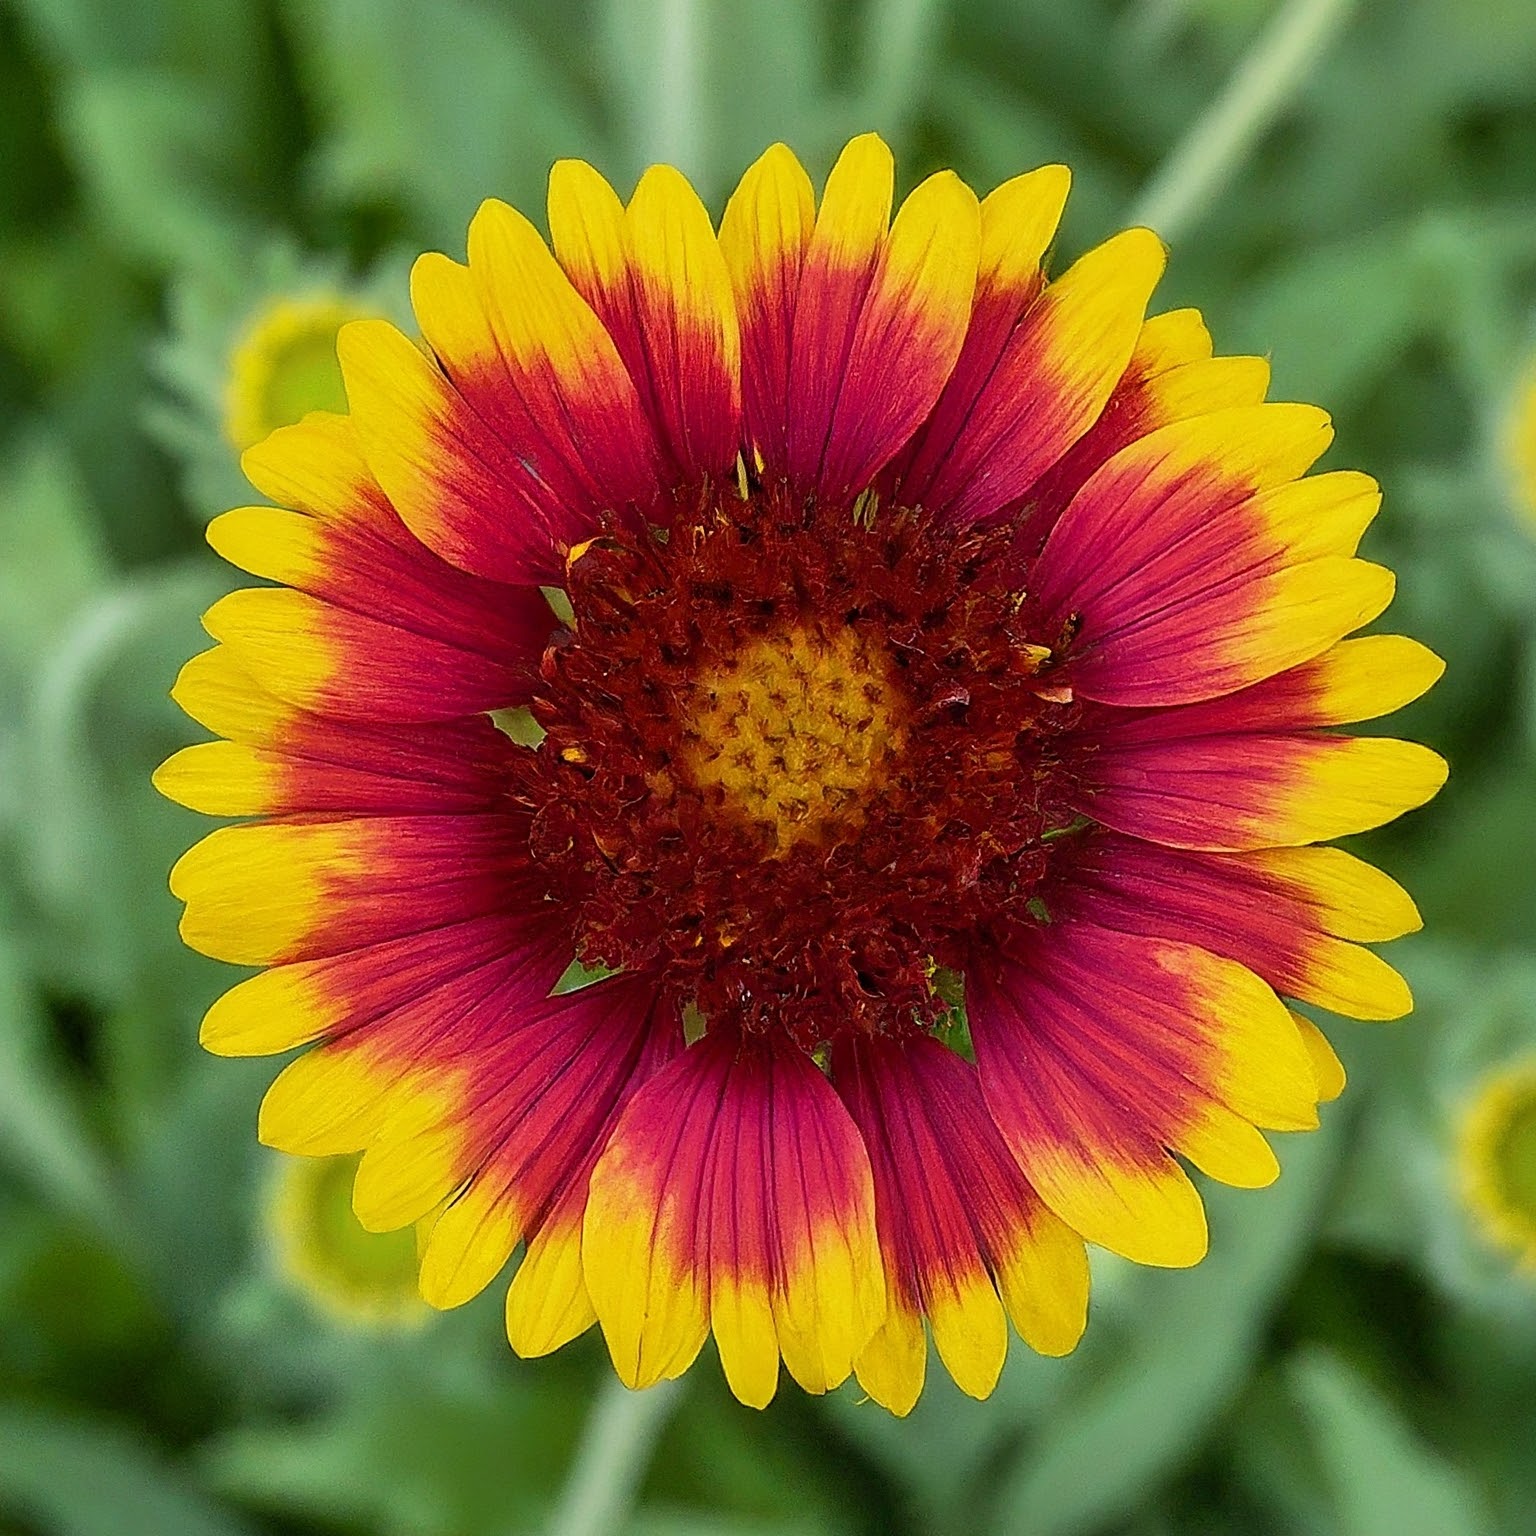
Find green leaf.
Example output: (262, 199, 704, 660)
(283, 0, 603, 246)
(0, 428, 107, 679)
(13, 559, 226, 1001)
(985, 1125, 1345, 1536)
(628, 1515, 837, 1536)
(0, 1402, 256, 1536)
(596, 0, 830, 205)
(1233, 231, 1431, 414)
(199, 1365, 586, 1536)
(1287, 1349, 1492, 1536)
(0, 926, 118, 1235)
(53, 69, 253, 275)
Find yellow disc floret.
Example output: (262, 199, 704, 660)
(267, 1152, 429, 1327)
(1457, 1058, 1536, 1275)
(224, 296, 366, 452)
(683, 622, 905, 853)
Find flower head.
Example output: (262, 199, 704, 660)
(1457, 1059, 1536, 1275)
(157, 135, 1445, 1413)
(151, 249, 404, 521)
(223, 295, 369, 452)
(268, 1152, 429, 1327)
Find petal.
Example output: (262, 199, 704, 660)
(156, 647, 523, 818)
(1292, 1011, 1347, 1103)
(549, 160, 741, 487)
(903, 227, 1165, 525)
(241, 409, 384, 523)
(197, 912, 556, 1059)
(882, 166, 1069, 511)
(1036, 406, 1336, 612)
(1016, 307, 1268, 548)
(154, 729, 507, 819)
(414, 199, 666, 522)
(583, 1029, 885, 1408)
(782, 132, 893, 495)
(199, 585, 528, 723)
(505, 1199, 597, 1357)
(208, 502, 551, 691)
(970, 921, 1318, 1266)
(785, 135, 982, 503)
(169, 813, 544, 966)
(1113, 634, 1445, 735)
(853, 1299, 928, 1417)
(1072, 720, 1448, 851)
(835, 1033, 1088, 1411)
(409, 976, 682, 1313)
(166, 643, 292, 743)
(1034, 407, 1381, 707)
(211, 452, 554, 708)
(255, 914, 568, 1154)
(976, 166, 1073, 300)
(1049, 831, 1419, 1021)
(338, 317, 581, 585)
(719, 142, 817, 475)
(1129, 308, 1214, 374)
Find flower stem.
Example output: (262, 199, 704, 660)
(859, 0, 945, 138)
(1126, 0, 1356, 242)
(544, 1375, 684, 1536)
(644, 0, 705, 182)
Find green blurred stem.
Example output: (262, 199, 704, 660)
(644, 0, 704, 180)
(859, 0, 945, 137)
(1126, 0, 1356, 242)
(545, 1375, 683, 1536)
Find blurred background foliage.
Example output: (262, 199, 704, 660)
(2, 0, 1535, 1532)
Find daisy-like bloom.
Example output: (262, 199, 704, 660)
(223, 295, 369, 452)
(1457, 1059, 1536, 1275)
(268, 1151, 429, 1327)
(157, 134, 1446, 1414)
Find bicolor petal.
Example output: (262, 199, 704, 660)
(720, 142, 819, 475)
(199, 585, 532, 723)
(1015, 304, 1264, 545)
(784, 134, 982, 503)
(1070, 641, 1448, 851)
(835, 1033, 1088, 1413)
(170, 813, 547, 966)
(583, 1028, 885, 1408)
(207, 488, 552, 712)
(407, 976, 682, 1321)
(339, 317, 596, 585)
(1032, 408, 1387, 707)
(251, 913, 572, 1159)
(549, 159, 741, 489)
(1049, 831, 1420, 1020)
(156, 646, 528, 819)
(896, 226, 1165, 525)
(970, 920, 1318, 1266)
(881, 165, 1070, 512)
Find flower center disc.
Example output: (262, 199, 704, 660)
(683, 623, 905, 853)
(518, 495, 1076, 1047)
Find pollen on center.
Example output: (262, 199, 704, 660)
(681, 621, 905, 853)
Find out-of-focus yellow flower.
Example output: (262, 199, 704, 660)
(268, 1152, 429, 1328)
(223, 296, 365, 452)
(1457, 1058, 1536, 1275)
(1502, 361, 1536, 529)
